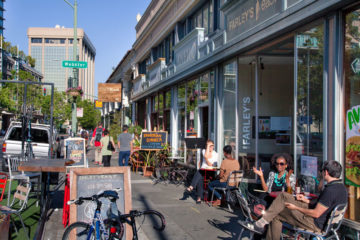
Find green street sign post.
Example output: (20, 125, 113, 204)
(351, 58, 360, 74)
(62, 60, 88, 68)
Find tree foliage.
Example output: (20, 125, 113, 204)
(77, 98, 101, 130)
(41, 91, 71, 128)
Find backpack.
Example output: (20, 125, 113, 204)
(94, 128, 103, 142)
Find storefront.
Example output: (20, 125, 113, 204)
(128, 0, 360, 234)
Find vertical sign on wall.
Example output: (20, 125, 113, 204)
(346, 105, 360, 187)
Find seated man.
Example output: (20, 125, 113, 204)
(243, 160, 347, 240)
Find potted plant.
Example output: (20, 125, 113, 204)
(66, 86, 84, 97)
(154, 144, 172, 179)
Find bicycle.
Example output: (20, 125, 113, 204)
(62, 189, 123, 240)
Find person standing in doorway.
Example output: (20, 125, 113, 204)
(117, 125, 133, 166)
(90, 122, 105, 165)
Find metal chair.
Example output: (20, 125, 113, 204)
(282, 203, 347, 240)
(210, 170, 243, 211)
(6, 154, 41, 206)
(129, 150, 145, 173)
(0, 172, 8, 201)
(235, 185, 260, 240)
(0, 181, 32, 240)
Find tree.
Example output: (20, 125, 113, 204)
(109, 111, 122, 144)
(77, 99, 101, 130)
(41, 91, 71, 128)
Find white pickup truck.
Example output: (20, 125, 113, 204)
(1, 122, 56, 170)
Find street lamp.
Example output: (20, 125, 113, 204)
(64, 0, 78, 136)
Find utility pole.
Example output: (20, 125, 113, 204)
(64, 0, 78, 136)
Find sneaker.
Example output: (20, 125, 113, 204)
(239, 220, 265, 235)
(179, 191, 190, 200)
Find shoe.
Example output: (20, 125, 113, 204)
(179, 191, 190, 200)
(239, 220, 265, 235)
(186, 186, 193, 192)
(212, 199, 221, 206)
(196, 199, 201, 204)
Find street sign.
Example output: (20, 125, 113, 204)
(94, 100, 103, 109)
(351, 58, 360, 74)
(62, 60, 88, 68)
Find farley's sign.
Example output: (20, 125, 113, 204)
(225, 0, 282, 41)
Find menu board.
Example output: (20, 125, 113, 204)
(140, 131, 167, 150)
(346, 105, 360, 187)
(70, 167, 132, 239)
(65, 137, 87, 167)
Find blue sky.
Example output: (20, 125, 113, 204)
(4, 0, 151, 97)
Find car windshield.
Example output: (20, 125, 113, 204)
(8, 127, 49, 144)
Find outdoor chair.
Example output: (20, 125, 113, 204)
(281, 203, 347, 240)
(130, 151, 145, 173)
(236, 185, 267, 240)
(0, 172, 8, 201)
(0, 181, 31, 240)
(6, 155, 41, 206)
(210, 170, 243, 212)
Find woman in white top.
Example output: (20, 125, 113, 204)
(182, 140, 218, 204)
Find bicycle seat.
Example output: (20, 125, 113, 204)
(103, 190, 119, 200)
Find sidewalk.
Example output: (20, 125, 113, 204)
(42, 147, 247, 239)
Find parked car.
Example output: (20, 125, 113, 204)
(1, 121, 57, 171)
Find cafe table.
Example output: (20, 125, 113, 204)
(269, 191, 318, 199)
(200, 167, 219, 202)
(18, 158, 74, 209)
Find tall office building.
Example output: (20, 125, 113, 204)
(0, 0, 4, 36)
(27, 26, 96, 100)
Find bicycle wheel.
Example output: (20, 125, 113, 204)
(62, 222, 95, 240)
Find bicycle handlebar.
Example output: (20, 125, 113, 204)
(67, 188, 122, 205)
(121, 210, 166, 231)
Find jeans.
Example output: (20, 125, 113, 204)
(118, 151, 131, 166)
(190, 171, 204, 199)
(208, 180, 227, 199)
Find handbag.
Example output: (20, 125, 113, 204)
(107, 136, 115, 151)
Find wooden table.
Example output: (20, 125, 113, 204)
(18, 159, 74, 209)
(18, 158, 74, 240)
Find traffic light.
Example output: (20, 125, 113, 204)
(43, 88, 46, 96)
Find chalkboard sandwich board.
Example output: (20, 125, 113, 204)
(140, 131, 168, 150)
(65, 137, 87, 167)
(70, 167, 132, 239)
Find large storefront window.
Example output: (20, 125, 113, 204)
(223, 61, 237, 160)
(296, 24, 324, 193)
(177, 84, 186, 157)
(344, 7, 360, 223)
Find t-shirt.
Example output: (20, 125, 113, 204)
(117, 132, 133, 151)
(314, 179, 347, 230)
(200, 149, 218, 169)
(219, 159, 240, 185)
(100, 136, 114, 156)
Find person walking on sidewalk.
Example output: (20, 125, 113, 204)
(90, 122, 106, 165)
(244, 160, 347, 240)
(100, 129, 116, 167)
(117, 125, 133, 166)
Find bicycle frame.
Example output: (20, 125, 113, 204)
(88, 202, 109, 240)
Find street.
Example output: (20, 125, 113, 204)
(41, 146, 247, 240)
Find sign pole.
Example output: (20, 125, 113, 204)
(64, 0, 78, 136)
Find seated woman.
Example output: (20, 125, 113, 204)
(253, 153, 295, 206)
(208, 145, 240, 206)
(181, 139, 218, 204)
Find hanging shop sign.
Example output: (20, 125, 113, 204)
(98, 83, 122, 102)
(94, 100, 103, 109)
(224, 0, 283, 42)
(346, 105, 360, 187)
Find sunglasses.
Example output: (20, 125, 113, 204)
(275, 162, 286, 166)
